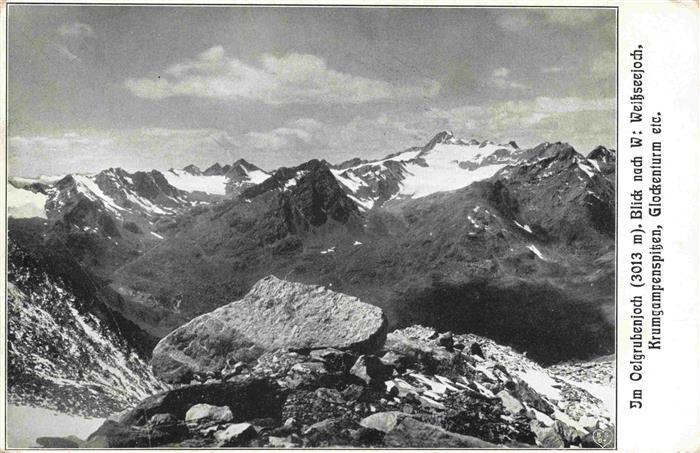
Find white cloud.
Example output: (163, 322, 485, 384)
(125, 46, 440, 104)
(424, 95, 614, 152)
(540, 10, 608, 27)
(497, 10, 611, 32)
(8, 129, 240, 177)
(490, 67, 526, 90)
(591, 50, 616, 78)
(541, 66, 564, 74)
(57, 22, 95, 38)
(493, 67, 509, 78)
(245, 128, 313, 151)
(496, 14, 531, 33)
(235, 118, 327, 152)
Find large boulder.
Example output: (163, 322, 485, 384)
(152, 275, 388, 383)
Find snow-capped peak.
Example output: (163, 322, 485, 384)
(164, 159, 270, 195)
(330, 132, 527, 210)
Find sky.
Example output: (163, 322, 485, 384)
(8, 6, 616, 177)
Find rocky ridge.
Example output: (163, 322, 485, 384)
(39, 277, 615, 449)
(7, 241, 169, 417)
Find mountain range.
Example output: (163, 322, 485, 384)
(7, 131, 616, 420)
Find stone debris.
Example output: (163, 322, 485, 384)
(48, 282, 614, 449)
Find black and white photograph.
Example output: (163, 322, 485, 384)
(4, 3, 656, 449)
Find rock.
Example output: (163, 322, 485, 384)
(148, 413, 178, 427)
(383, 417, 496, 448)
(222, 361, 246, 378)
(384, 328, 466, 377)
(214, 423, 257, 446)
(511, 380, 553, 415)
(314, 387, 345, 405)
(437, 331, 454, 348)
(470, 342, 485, 358)
(359, 411, 406, 433)
(302, 418, 367, 447)
(290, 361, 327, 375)
(178, 438, 217, 448)
(385, 381, 399, 397)
(118, 379, 283, 426)
(497, 390, 525, 415)
(302, 418, 338, 436)
(350, 355, 393, 387)
(352, 426, 385, 445)
(579, 415, 599, 432)
(185, 404, 233, 425)
(152, 275, 388, 383)
(530, 421, 566, 448)
(84, 420, 181, 448)
(341, 384, 366, 401)
(380, 351, 409, 372)
(36, 436, 81, 448)
(553, 420, 585, 446)
(309, 348, 356, 373)
(268, 434, 302, 447)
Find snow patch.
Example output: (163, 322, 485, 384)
(514, 220, 533, 234)
(517, 368, 562, 401)
(577, 162, 596, 179)
(74, 175, 125, 216)
(527, 244, 546, 260)
(401, 162, 507, 199)
(164, 170, 228, 195)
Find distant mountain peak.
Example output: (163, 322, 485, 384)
(182, 164, 202, 176)
(203, 162, 225, 176)
(232, 158, 260, 172)
(587, 145, 616, 161)
(424, 130, 456, 149)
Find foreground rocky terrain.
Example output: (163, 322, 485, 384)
(35, 277, 615, 449)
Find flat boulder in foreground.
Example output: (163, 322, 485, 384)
(152, 275, 388, 383)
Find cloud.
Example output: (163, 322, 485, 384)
(425, 95, 614, 151)
(235, 117, 327, 152)
(125, 46, 440, 104)
(244, 127, 313, 151)
(497, 10, 611, 32)
(496, 14, 531, 33)
(238, 94, 614, 165)
(541, 66, 564, 74)
(540, 10, 609, 27)
(591, 50, 616, 78)
(57, 22, 95, 38)
(490, 67, 526, 90)
(8, 128, 241, 177)
(50, 42, 81, 62)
